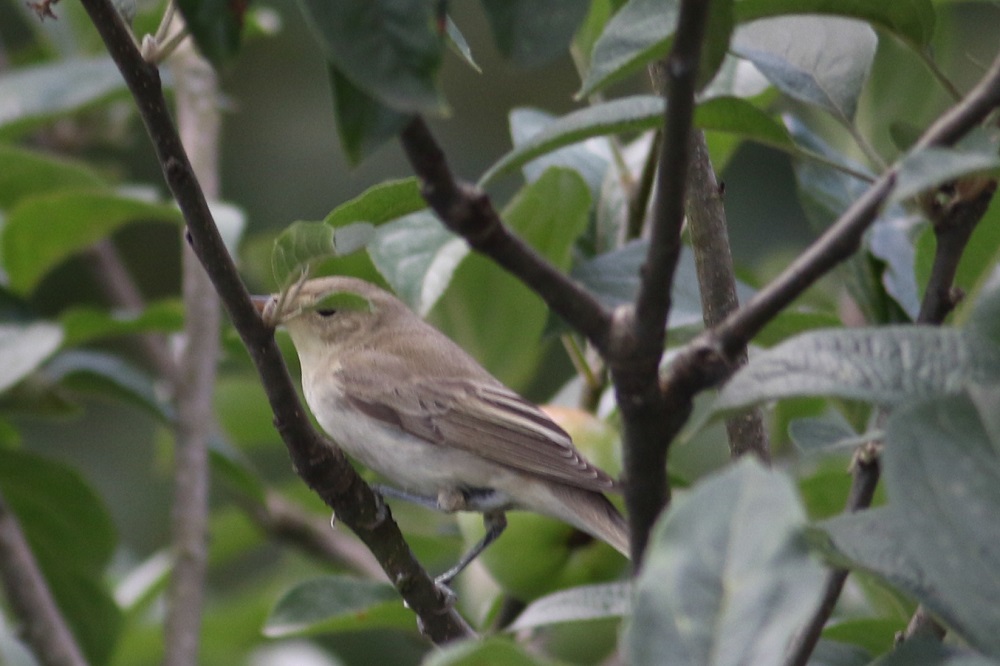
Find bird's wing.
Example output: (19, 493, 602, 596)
(335, 355, 618, 494)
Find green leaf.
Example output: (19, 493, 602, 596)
(424, 638, 553, 666)
(734, 0, 936, 51)
(263, 575, 411, 636)
(481, 95, 663, 185)
(368, 211, 466, 317)
(823, 617, 906, 657)
(44, 350, 174, 423)
(509, 582, 629, 631)
(177, 0, 248, 66)
(480, 0, 590, 68)
(433, 167, 591, 388)
(874, 639, 1000, 666)
(484, 95, 797, 188)
(788, 414, 866, 454)
(445, 17, 480, 73)
(0, 58, 127, 135)
(298, 0, 446, 114)
(1, 190, 183, 294)
(821, 391, 1000, 657)
(732, 16, 877, 123)
(0, 449, 121, 665)
(627, 458, 826, 665)
(328, 64, 411, 165)
(270, 220, 374, 288)
(571, 240, 754, 330)
(715, 326, 1000, 413)
(0, 144, 105, 209)
(889, 146, 1000, 207)
(695, 96, 794, 151)
(323, 177, 425, 228)
(0, 322, 63, 394)
(698, 0, 735, 91)
(59, 299, 184, 347)
(578, 0, 676, 98)
(509, 107, 611, 194)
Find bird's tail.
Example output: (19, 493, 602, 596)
(548, 484, 631, 559)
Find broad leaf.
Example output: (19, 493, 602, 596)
(0, 322, 63, 394)
(368, 211, 467, 317)
(480, 95, 663, 185)
(734, 0, 936, 51)
(59, 299, 184, 347)
(0, 144, 105, 209)
(715, 326, 1000, 413)
(433, 167, 590, 388)
(509, 582, 629, 631)
(579, 0, 676, 98)
(424, 638, 551, 666)
(270, 220, 374, 288)
(571, 240, 754, 330)
(323, 178, 425, 228)
(732, 16, 877, 124)
(263, 575, 411, 636)
(509, 107, 611, 194)
(2, 190, 182, 294)
(788, 415, 869, 454)
(298, 0, 446, 114)
(177, 0, 248, 65)
(695, 96, 794, 152)
(821, 391, 1000, 657)
(44, 350, 174, 423)
(328, 64, 411, 165)
(0, 449, 121, 665)
(480, 0, 590, 68)
(889, 145, 1000, 207)
(0, 58, 127, 135)
(628, 459, 826, 665)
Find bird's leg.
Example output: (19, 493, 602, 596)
(370, 484, 442, 511)
(435, 511, 507, 587)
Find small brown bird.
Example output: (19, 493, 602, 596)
(255, 276, 629, 584)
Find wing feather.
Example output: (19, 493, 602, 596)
(336, 353, 617, 493)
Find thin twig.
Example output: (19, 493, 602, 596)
(917, 178, 997, 323)
(784, 451, 881, 666)
(162, 31, 220, 666)
(0, 492, 87, 666)
(684, 130, 770, 461)
(76, 0, 472, 643)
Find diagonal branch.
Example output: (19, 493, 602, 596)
(399, 118, 614, 355)
(0, 492, 87, 666)
(75, 0, 472, 644)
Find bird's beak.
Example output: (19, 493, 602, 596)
(251, 295, 272, 317)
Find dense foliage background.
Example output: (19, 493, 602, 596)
(0, 0, 999, 664)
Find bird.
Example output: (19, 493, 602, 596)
(254, 276, 629, 585)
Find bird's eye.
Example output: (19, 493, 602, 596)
(315, 309, 337, 317)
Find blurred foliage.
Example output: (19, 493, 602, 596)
(0, 0, 999, 664)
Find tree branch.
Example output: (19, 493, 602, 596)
(163, 32, 220, 666)
(399, 117, 614, 355)
(0, 492, 87, 666)
(677, 47, 1000, 384)
(684, 130, 770, 461)
(76, 0, 472, 643)
(784, 450, 881, 666)
(612, 0, 712, 564)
